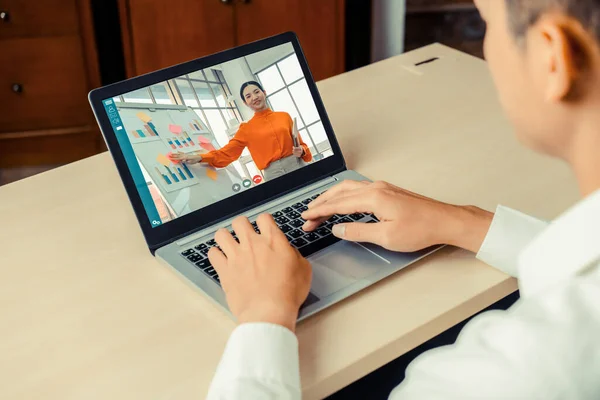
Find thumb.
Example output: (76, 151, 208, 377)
(332, 222, 385, 245)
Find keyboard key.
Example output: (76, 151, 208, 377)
(279, 224, 292, 234)
(195, 259, 212, 270)
(282, 207, 293, 213)
(315, 227, 331, 237)
(214, 276, 220, 283)
(182, 249, 195, 256)
(291, 238, 308, 247)
(254, 227, 261, 234)
(302, 198, 312, 205)
(285, 234, 294, 242)
(327, 215, 339, 223)
(187, 253, 202, 262)
(303, 232, 320, 242)
(229, 230, 235, 236)
(207, 239, 216, 246)
(292, 203, 304, 209)
(285, 211, 301, 220)
(205, 267, 216, 276)
(275, 216, 290, 225)
(325, 223, 334, 231)
(350, 213, 365, 221)
(289, 229, 304, 239)
(233, 235, 240, 242)
(194, 243, 208, 250)
(289, 219, 304, 228)
(339, 216, 353, 224)
(200, 248, 210, 256)
(367, 220, 377, 224)
(298, 205, 308, 212)
(311, 194, 320, 199)
(272, 211, 283, 218)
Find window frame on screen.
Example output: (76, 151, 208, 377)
(88, 32, 346, 254)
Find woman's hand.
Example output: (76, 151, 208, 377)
(292, 146, 304, 158)
(168, 151, 202, 164)
(301, 180, 493, 253)
(208, 214, 312, 333)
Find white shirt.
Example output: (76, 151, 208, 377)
(207, 190, 600, 400)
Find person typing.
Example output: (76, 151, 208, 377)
(205, 0, 600, 398)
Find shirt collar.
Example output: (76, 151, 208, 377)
(252, 109, 273, 119)
(518, 189, 600, 296)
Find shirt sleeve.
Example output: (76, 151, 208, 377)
(390, 272, 600, 400)
(297, 132, 313, 163)
(476, 205, 549, 277)
(207, 323, 301, 400)
(201, 127, 247, 168)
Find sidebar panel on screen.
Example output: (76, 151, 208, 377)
(102, 98, 163, 227)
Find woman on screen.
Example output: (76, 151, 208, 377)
(170, 81, 313, 181)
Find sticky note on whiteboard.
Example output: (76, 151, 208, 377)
(206, 168, 218, 181)
(156, 153, 172, 167)
(200, 142, 216, 152)
(136, 111, 152, 123)
(169, 124, 183, 134)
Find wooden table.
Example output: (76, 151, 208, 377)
(0, 44, 580, 399)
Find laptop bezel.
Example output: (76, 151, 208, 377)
(89, 32, 346, 253)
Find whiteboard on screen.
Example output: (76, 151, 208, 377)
(115, 103, 243, 217)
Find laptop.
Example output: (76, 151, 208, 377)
(89, 32, 441, 321)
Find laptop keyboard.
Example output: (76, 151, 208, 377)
(179, 191, 379, 308)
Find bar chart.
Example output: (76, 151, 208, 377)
(152, 151, 196, 192)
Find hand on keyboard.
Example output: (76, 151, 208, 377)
(301, 180, 493, 253)
(208, 214, 312, 332)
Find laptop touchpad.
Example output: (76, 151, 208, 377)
(310, 241, 390, 298)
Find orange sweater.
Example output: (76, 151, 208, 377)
(200, 109, 312, 170)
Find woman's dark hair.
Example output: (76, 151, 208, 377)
(239, 81, 265, 104)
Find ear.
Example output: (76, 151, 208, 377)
(531, 17, 584, 102)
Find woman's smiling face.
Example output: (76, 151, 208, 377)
(243, 84, 267, 111)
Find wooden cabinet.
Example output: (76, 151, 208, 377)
(119, 0, 235, 76)
(119, 0, 345, 81)
(236, 0, 344, 81)
(0, 0, 102, 167)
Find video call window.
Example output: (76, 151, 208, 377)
(106, 43, 334, 227)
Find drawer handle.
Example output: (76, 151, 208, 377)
(0, 11, 9, 22)
(220, 0, 231, 3)
(12, 83, 23, 94)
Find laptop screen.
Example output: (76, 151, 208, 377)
(101, 42, 335, 228)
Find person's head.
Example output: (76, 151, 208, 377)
(240, 81, 268, 112)
(474, 0, 600, 159)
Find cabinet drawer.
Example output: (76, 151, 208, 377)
(0, 0, 79, 38)
(0, 36, 92, 133)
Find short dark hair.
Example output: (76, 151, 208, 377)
(505, 0, 600, 42)
(239, 81, 265, 103)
